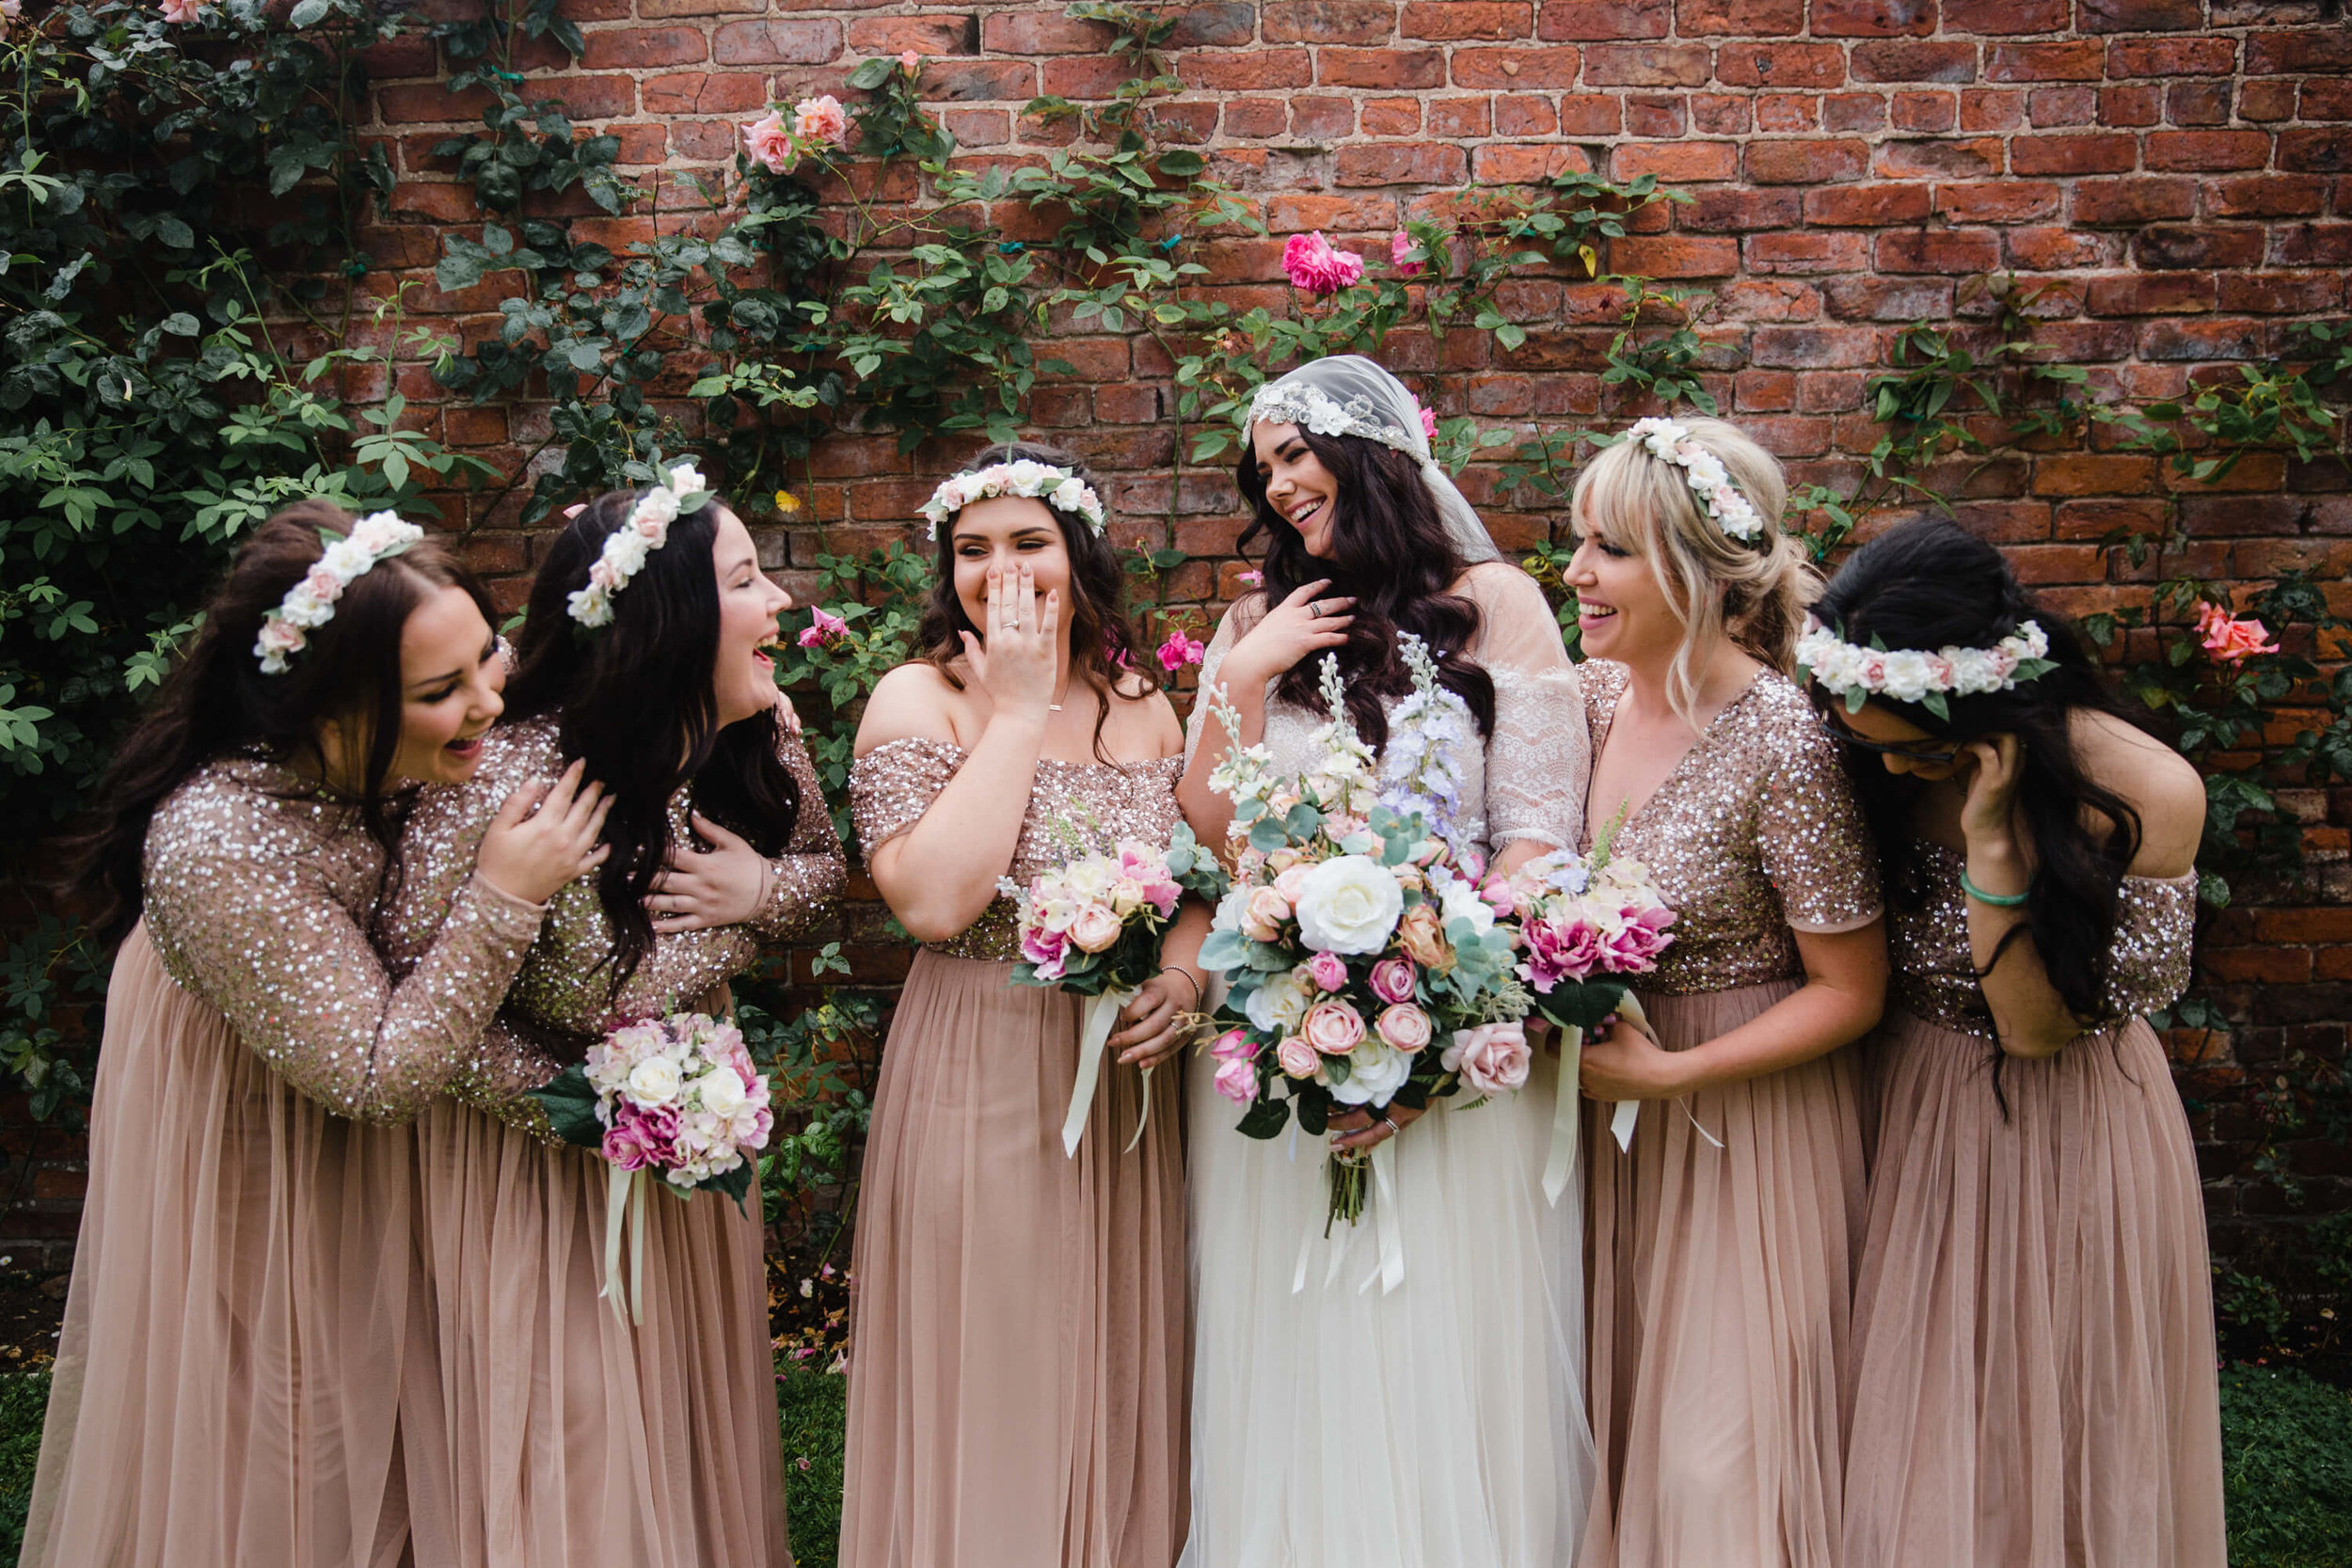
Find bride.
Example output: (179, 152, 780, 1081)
(1176, 355, 1596, 1566)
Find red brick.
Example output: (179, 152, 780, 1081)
(2006, 227, 2109, 269)
(2204, 175, 2328, 219)
(1495, 94, 1558, 135)
(942, 107, 1009, 147)
(2028, 87, 2097, 128)
(1469, 139, 1599, 182)
(1988, 40, 2102, 83)
(1223, 98, 1287, 138)
(2280, 129, 2352, 174)
(1755, 93, 1817, 132)
(1851, 41, 1979, 85)
(1549, 93, 1618, 134)
(2236, 80, 2298, 122)
(1542, 0, 1672, 38)
(2147, 132, 2272, 172)
(636, 0, 770, 13)
(2072, 178, 2196, 225)
(1875, 137, 2005, 179)
(358, 33, 438, 77)
(1451, 46, 1583, 88)
(2077, 0, 2201, 30)
(2301, 80, 2352, 120)
(1821, 275, 1954, 321)
(1291, 96, 1358, 136)
(1583, 43, 1710, 87)
(1041, 55, 1143, 99)
(1892, 91, 1957, 133)
(979, 10, 1114, 52)
(1319, 48, 1446, 89)
(1262, 2, 1396, 43)
(377, 82, 497, 123)
(1361, 96, 1422, 135)
(1745, 230, 1873, 273)
(2218, 271, 2345, 315)
(1675, 0, 1803, 31)
(1876, 229, 2001, 274)
(919, 60, 1039, 102)
(2246, 29, 2352, 76)
(1961, 89, 2023, 132)
(2132, 226, 2265, 270)
(643, 71, 768, 116)
(1335, 141, 1470, 186)
(1609, 140, 1738, 182)
(1178, 50, 1313, 91)
(1814, 0, 1937, 35)
(1608, 234, 1740, 277)
(1943, 0, 2065, 29)
(2204, 946, 2314, 985)
(846, 15, 977, 55)
(515, 73, 635, 119)
(1804, 182, 1933, 226)
(2010, 134, 2137, 175)
(1626, 95, 1686, 137)
(2099, 86, 2161, 128)
(2106, 37, 2237, 78)
(1168, 3, 1259, 46)
(2030, 453, 2159, 497)
(1678, 187, 1804, 231)
(1747, 139, 1870, 184)
(711, 18, 842, 65)
(1714, 42, 1845, 89)
(2084, 273, 2215, 315)
(1935, 180, 2058, 223)
(2276, 223, 2352, 265)
(1751, 324, 1883, 366)
(1403, 2, 1533, 39)
(1825, 93, 1888, 132)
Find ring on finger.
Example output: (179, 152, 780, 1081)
(1379, 1115, 1400, 1136)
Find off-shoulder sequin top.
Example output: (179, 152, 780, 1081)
(1583, 661, 1883, 994)
(849, 737, 1185, 962)
(375, 715, 847, 1125)
(141, 756, 544, 1124)
(1889, 839, 2196, 1039)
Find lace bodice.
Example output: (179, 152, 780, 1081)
(1184, 562, 1592, 857)
(376, 714, 847, 1129)
(1582, 661, 1883, 994)
(849, 737, 1185, 962)
(1888, 839, 2196, 1038)
(141, 757, 544, 1123)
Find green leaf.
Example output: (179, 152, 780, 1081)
(523, 1064, 606, 1148)
(288, 0, 332, 26)
(1234, 1097, 1290, 1139)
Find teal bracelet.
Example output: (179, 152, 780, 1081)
(1960, 868, 2029, 908)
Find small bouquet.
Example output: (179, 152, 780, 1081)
(1501, 807, 1679, 1158)
(1197, 644, 1531, 1257)
(528, 1012, 772, 1323)
(1004, 823, 1228, 1155)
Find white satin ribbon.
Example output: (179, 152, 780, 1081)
(1120, 1066, 1156, 1154)
(1061, 987, 1136, 1157)
(1605, 993, 1723, 1153)
(1544, 1024, 1582, 1205)
(1289, 1141, 1408, 1296)
(601, 1164, 647, 1328)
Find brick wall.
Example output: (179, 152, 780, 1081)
(5, 0, 2349, 1275)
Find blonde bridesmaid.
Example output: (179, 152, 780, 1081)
(841, 442, 1203, 1568)
(1816, 519, 2225, 1568)
(26, 506, 607, 1566)
(1564, 418, 1888, 1568)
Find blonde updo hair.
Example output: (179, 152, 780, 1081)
(1570, 416, 1819, 729)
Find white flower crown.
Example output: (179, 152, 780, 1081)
(1246, 379, 1419, 455)
(254, 512, 424, 674)
(922, 460, 1105, 540)
(567, 460, 713, 627)
(1621, 417, 1765, 543)
(1797, 615, 2056, 721)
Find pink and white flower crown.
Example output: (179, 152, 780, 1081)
(254, 511, 424, 674)
(1797, 614, 2055, 721)
(567, 460, 713, 627)
(922, 459, 1105, 540)
(1620, 417, 1765, 543)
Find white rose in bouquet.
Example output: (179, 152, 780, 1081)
(1246, 968, 1313, 1035)
(1327, 1037, 1411, 1105)
(626, 1055, 683, 1109)
(700, 1064, 748, 1117)
(1292, 854, 1404, 955)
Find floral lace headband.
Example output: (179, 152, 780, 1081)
(567, 460, 713, 627)
(1246, 379, 1423, 455)
(1621, 417, 1764, 543)
(1797, 615, 2056, 720)
(922, 460, 1106, 540)
(255, 512, 423, 674)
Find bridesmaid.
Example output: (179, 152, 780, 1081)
(374, 462, 848, 1568)
(26, 505, 608, 1565)
(1817, 520, 2224, 1567)
(840, 442, 1203, 1568)
(1565, 418, 1888, 1568)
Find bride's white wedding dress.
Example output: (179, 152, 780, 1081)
(1180, 562, 1597, 1568)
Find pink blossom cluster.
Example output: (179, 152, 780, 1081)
(1157, 628, 1206, 672)
(1504, 849, 1677, 994)
(742, 95, 851, 174)
(585, 1014, 772, 1191)
(1281, 231, 1365, 296)
(799, 606, 850, 649)
(1010, 842, 1184, 984)
(160, 0, 204, 23)
(2196, 600, 2279, 663)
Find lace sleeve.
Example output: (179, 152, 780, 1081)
(1181, 595, 1266, 773)
(1461, 564, 1591, 853)
(747, 725, 850, 942)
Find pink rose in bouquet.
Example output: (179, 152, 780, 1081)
(1442, 1022, 1531, 1098)
(1307, 950, 1349, 992)
(1301, 999, 1365, 1056)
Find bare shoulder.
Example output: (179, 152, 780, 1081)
(1129, 686, 1185, 755)
(2075, 709, 2203, 876)
(854, 661, 968, 756)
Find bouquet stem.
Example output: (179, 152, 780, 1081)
(1325, 1149, 1369, 1235)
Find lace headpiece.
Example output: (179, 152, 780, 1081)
(922, 459, 1106, 540)
(568, 460, 713, 627)
(1620, 417, 1765, 543)
(254, 512, 423, 673)
(1797, 614, 2056, 720)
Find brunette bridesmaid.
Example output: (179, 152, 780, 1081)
(1565, 419, 1888, 1568)
(374, 463, 848, 1567)
(840, 442, 1203, 1568)
(1816, 520, 2225, 1568)
(25, 506, 608, 1566)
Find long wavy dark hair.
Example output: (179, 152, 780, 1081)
(1813, 517, 2148, 1019)
(916, 440, 1156, 762)
(503, 485, 800, 993)
(66, 502, 496, 950)
(1235, 426, 1494, 751)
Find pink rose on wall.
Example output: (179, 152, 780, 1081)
(742, 111, 793, 173)
(899, 50, 921, 72)
(793, 94, 851, 148)
(1390, 230, 1422, 277)
(799, 606, 849, 648)
(1157, 628, 1206, 672)
(160, 0, 204, 23)
(2196, 600, 2278, 663)
(1281, 231, 1366, 297)
(1419, 405, 1438, 442)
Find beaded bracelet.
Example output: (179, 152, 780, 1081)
(1960, 867, 2029, 908)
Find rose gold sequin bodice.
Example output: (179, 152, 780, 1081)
(1888, 839, 2196, 1039)
(141, 757, 544, 1123)
(849, 737, 1184, 963)
(1582, 661, 1883, 995)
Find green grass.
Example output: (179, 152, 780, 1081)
(1, 1362, 2344, 1566)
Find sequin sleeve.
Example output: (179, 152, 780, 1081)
(143, 769, 545, 1125)
(2095, 874, 2197, 1025)
(850, 736, 965, 861)
(1756, 696, 1883, 934)
(1461, 564, 1589, 852)
(747, 726, 850, 941)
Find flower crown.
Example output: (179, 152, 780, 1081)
(567, 460, 713, 627)
(1797, 614, 2056, 721)
(254, 512, 424, 674)
(1621, 417, 1764, 543)
(922, 460, 1105, 540)
(1247, 379, 1422, 456)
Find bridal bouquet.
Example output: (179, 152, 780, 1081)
(1197, 645, 1529, 1237)
(528, 1012, 772, 1323)
(1006, 824, 1228, 1155)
